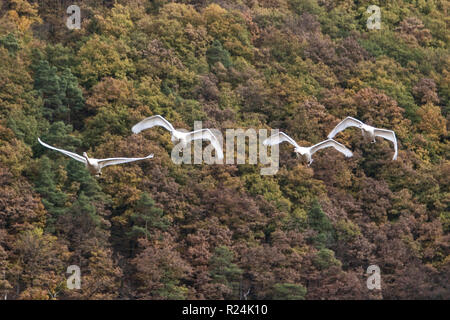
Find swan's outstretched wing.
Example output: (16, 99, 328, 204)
(97, 154, 154, 168)
(186, 129, 224, 160)
(374, 128, 398, 160)
(38, 138, 86, 164)
(310, 139, 353, 157)
(327, 117, 364, 139)
(263, 132, 300, 149)
(132, 115, 175, 134)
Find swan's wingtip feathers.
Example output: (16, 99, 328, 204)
(131, 126, 141, 134)
(38, 137, 48, 147)
(342, 146, 353, 157)
(346, 116, 361, 122)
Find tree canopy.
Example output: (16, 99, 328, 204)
(0, 0, 448, 300)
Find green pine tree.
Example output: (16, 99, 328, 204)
(209, 246, 243, 299)
(34, 61, 84, 123)
(206, 40, 232, 68)
(273, 283, 307, 300)
(0, 33, 20, 55)
(128, 193, 169, 240)
(34, 60, 66, 121)
(307, 200, 335, 248)
(34, 156, 67, 233)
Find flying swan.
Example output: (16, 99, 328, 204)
(327, 117, 398, 160)
(132, 115, 224, 159)
(38, 138, 154, 176)
(263, 132, 353, 165)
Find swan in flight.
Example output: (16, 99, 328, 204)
(327, 117, 398, 160)
(38, 138, 154, 176)
(132, 115, 224, 159)
(263, 132, 353, 165)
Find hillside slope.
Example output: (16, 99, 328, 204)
(0, 0, 448, 299)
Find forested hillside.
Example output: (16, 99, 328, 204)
(0, 0, 448, 299)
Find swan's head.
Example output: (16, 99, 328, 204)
(173, 136, 187, 148)
(82, 152, 89, 159)
(94, 167, 102, 177)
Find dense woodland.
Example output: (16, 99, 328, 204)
(0, 0, 448, 299)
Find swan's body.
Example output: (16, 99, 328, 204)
(327, 117, 398, 160)
(132, 115, 224, 159)
(263, 132, 353, 165)
(38, 138, 153, 176)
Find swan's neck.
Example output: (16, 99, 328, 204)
(362, 124, 372, 132)
(173, 130, 185, 140)
(83, 152, 91, 164)
(172, 131, 188, 146)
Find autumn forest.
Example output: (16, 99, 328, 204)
(0, 0, 448, 299)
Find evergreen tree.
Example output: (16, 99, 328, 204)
(0, 33, 20, 55)
(273, 283, 307, 300)
(60, 68, 85, 128)
(128, 193, 169, 240)
(34, 60, 66, 121)
(313, 248, 342, 270)
(39, 121, 81, 153)
(206, 40, 232, 68)
(209, 246, 243, 299)
(33, 61, 84, 123)
(66, 160, 101, 199)
(34, 156, 67, 233)
(307, 200, 335, 249)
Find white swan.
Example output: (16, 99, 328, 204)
(38, 138, 153, 176)
(327, 117, 398, 160)
(263, 132, 353, 165)
(132, 115, 224, 159)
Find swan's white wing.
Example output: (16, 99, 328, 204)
(97, 154, 154, 168)
(262, 132, 300, 148)
(374, 128, 398, 160)
(310, 139, 353, 157)
(132, 115, 175, 134)
(185, 129, 224, 160)
(327, 117, 364, 139)
(38, 138, 86, 164)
